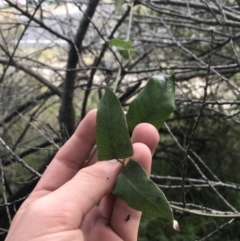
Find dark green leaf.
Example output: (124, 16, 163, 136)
(126, 74, 175, 133)
(96, 87, 133, 161)
(108, 38, 132, 50)
(113, 160, 173, 221)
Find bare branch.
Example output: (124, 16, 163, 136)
(59, 0, 100, 139)
(0, 57, 62, 97)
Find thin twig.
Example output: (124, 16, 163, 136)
(170, 205, 240, 218)
(151, 175, 240, 190)
(212, 0, 227, 24)
(196, 219, 235, 241)
(159, 17, 240, 95)
(17, 112, 60, 150)
(0, 0, 44, 83)
(0, 227, 8, 234)
(0, 158, 11, 224)
(0, 194, 29, 207)
(230, 39, 240, 67)
(176, 99, 240, 105)
(164, 123, 239, 212)
(190, 149, 220, 182)
(180, 30, 214, 207)
(75, 2, 123, 68)
(0, 137, 41, 177)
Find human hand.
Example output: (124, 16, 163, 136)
(5, 109, 159, 241)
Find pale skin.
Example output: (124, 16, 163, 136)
(5, 109, 159, 241)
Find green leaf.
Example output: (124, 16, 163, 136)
(96, 87, 133, 161)
(108, 38, 132, 50)
(107, 38, 136, 60)
(126, 74, 175, 133)
(119, 49, 137, 60)
(113, 160, 173, 222)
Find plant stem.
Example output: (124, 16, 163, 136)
(113, 1, 134, 93)
(116, 159, 125, 166)
(126, 1, 134, 41)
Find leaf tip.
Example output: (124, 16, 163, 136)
(173, 220, 181, 232)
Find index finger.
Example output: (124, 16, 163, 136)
(34, 109, 97, 193)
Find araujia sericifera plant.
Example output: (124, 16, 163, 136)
(96, 74, 180, 231)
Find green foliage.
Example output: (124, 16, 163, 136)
(108, 38, 136, 60)
(126, 74, 175, 133)
(96, 75, 176, 227)
(96, 87, 133, 161)
(108, 38, 132, 49)
(118, 48, 136, 60)
(113, 160, 173, 221)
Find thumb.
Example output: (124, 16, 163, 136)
(48, 160, 122, 225)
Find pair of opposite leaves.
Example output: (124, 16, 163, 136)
(96, 74, 178, 229)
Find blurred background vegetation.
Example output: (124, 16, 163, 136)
(0, 0, 240, 240)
